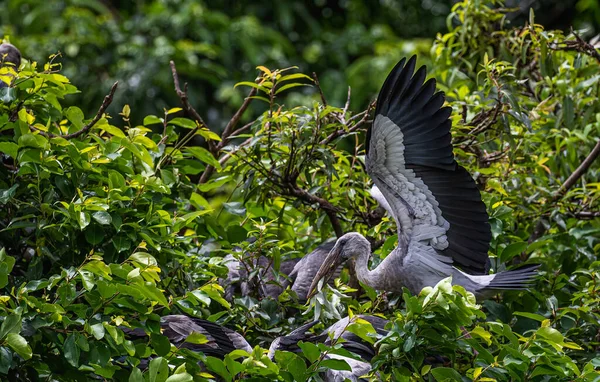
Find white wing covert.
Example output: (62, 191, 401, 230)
(365, 56, 492, 275)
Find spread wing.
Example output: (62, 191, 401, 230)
(365, 56, 491, 274)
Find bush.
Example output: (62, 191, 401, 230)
(0, 1, 599, 380)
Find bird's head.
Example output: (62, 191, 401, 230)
(307, 232, 370, 299)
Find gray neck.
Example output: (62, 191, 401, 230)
(354, 247, 405, 292)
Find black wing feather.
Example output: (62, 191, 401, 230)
(369, 56, 492, 274)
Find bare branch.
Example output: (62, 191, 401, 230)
(170, 61, 208, 129)
(30, 82, 118, 139)
(217, 88, 257, 151)
(549, 28, 600, 64)
(312, 72, 327, 106)
(320, 101, 375, 146)
(199, 88, 258, 184)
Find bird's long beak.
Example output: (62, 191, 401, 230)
(307, 244, 343, 299)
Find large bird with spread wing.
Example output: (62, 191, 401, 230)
(309, 56, 537, 299)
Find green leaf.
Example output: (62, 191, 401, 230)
(65, 107, 85, 130)
(0, 346, 12, 374)
(234, 81, 269, 93)
(430, 367, 462, 381)
(149, 357, 169, 382)
(278, 73, 313, 82)
(197, 176, 230, 192)
(89, 323, 105, 340)
(165, 373, 193, 382)
(347, 318, 376, 345)
(470, 326, 492, 346)
(204, 356, 231, 381)
(92, 211, 112, 225)
(0, 314, 22, 340)
(85, 224, 105, 245)
(0, 184, 18, 205)
(285, 354, 306, 381)
(297, 341, 320, 363)
(6, 333, 32, 360)
(537, 326, 564, 344)
(169, 117, 196, 129)
(77, 211, 91, 230)
(500, 242, 528, 262)
(320, 358, 351, 371)
(81, 260, 112, 280)
(128, 252, 158, 267)
(514, 311, 547, 322)
(275, 83, 311, 95)
(151, 333, 171, 357)
(185, 332, 208, 345)
(144, 115, 163, 125)
(135, 282, 169, 307)
(185, 146, 221, 170)
(0, 142, 18, 159)
(64, 334, 80, 367)
(95, 118, 125, 137)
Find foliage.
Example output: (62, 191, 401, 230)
(0, 0, 599, 381)
(1, 0, 598, 125)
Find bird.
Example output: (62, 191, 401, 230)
(309, 56, 538, 300)
(0, 43, 21, 88)
(269, 315, 388, 382)
(121, 315, 253, 359)
(121, 314, 385, 381)
(222, 240, 338, 301)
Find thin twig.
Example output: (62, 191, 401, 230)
(217, 88, 257, 151)
(30, 82, 118, 139)
(320, 101, 375, 146)
(199, 88, 258, 184)
(312, 72, 327, 106)
(169, 61, 215, 152)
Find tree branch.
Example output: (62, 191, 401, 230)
(217, 88, 257, 151)
(30, 82, 118, 139)
(312, 72, 327, 106)
(169, 61, 214, 151)
(549, 28, 600, 64)
(320, 101, 375, 146)
(285, 182, 343, 238)
(528, 138, 600, 243)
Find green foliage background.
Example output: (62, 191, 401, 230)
(0, 0, 600, 381)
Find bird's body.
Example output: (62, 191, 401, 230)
(310, 56, 537, 299)
(123, 314, 383, 382)
(0, 43, 21, 89)
(269, 315, 387, 382)
(122, 315, 252, 358)
(222, 240, 338, 301)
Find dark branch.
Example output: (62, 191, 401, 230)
(30, 82, 118, 139)
(312, 72, 327, 106)
(170, 61, 208, 129)
(285, 182, 343, 238)
(217, 88, 257, 151)
(549, 28, 600, 64)
(528, 138, 600, 243)
(199, 88, 258, 184)
(320, 101, 375, 146)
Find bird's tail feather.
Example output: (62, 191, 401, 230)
(485, 264, 540, 290)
